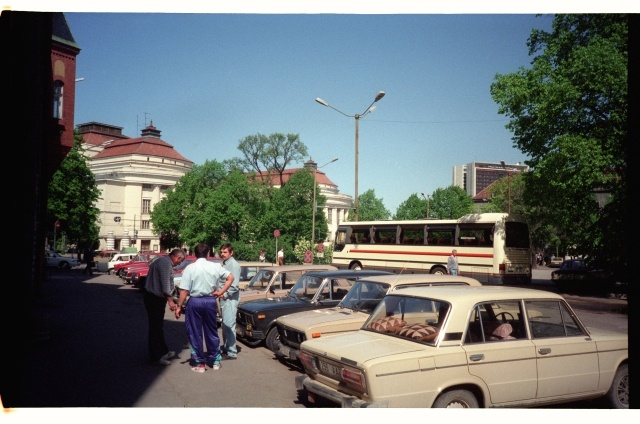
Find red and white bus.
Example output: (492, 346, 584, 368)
(331, 213, 532, 285)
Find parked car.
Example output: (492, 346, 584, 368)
(114, 252, 164, 278)
(239, 264, 337, 304)
(237, 261, 276, 289)
(548, 257, 564, 267)
(96, 253, 136, 274)
(276, 274, 482, 362)
(132, 255, 197, 289)
(45, 250, 82, 269)
(236, 270, 391, 352)
(551, 258, 616, 295)
(295, 285, 628, 408)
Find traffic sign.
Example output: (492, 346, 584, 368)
(273, 229, 280, 238)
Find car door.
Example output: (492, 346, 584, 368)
(463, 301, 537, 404)
(525, 300, 599, 399)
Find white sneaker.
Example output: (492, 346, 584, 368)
(213, 363, 221, 371)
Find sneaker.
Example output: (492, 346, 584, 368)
(212, 363, 221, 371)
(160, 351, 175, 362)
(157, 358, 171, 366)
(191, 364, 206, 373)
(222, 354, 237, 360)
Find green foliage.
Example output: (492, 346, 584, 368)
(349, 189, 391, 221)
(47, 131, 101, 250)
(394, 193, 429, 220)
(429, 186, 474, 219)
(490, 14, 627, 272)
(292, 237, 334, 265)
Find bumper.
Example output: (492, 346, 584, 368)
(276, 342, 300, 361)
(295, 374, 387, 408)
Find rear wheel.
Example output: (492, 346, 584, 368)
(430, 266, 447, 275)
(432, 390, 479, 408)
(349, 262, 363, 271)
(605, 364, 628, 408)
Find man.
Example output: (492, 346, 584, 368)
(219, 243, 241, 360)
(175, 243, 233, 373)
(144, 248, 184, 365)
(447, 249, 459, 275)
(277, 247, 284, 265)
(82, 246, 95, 276)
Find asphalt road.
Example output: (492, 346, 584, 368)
(7, 265, 628, 412)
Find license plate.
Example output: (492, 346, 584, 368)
(319, 361, 341, 377)
(279, 344, 291, 357)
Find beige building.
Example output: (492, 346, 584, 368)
(79, 121, 193, 252)
(80, 122, 351, 251)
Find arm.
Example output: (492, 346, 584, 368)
(213, 274, 234, 299)
(174, 289, 189, 319)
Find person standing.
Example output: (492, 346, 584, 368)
(259, 249, 266, 262)
(277, 247, 284, 266)
(447, 249, 459, 275)
(219, 243, 241, 360)
(82, 246, 95, 276)
(144, 248, 185, 366)
(175, 243, 233, 373)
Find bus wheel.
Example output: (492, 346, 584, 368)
(350, 262, 363, 270)
(431, 266, 447, 275)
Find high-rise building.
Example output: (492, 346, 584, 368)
(453, 161, 529, 197)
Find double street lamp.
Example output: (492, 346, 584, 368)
(311, 157, 339, 248)
(315, 91, 385, 221)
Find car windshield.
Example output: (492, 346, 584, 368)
(246, 269, 275, 291)
(363, 294, 449, 345)
(339, 280, 390, 312)
(288, 275, 324, 301)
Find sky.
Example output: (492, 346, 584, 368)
(13, 1, 636, 214)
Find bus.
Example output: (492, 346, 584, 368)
(331, 213, 532, 285)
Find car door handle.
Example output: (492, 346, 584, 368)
(469, 354, 484, 362)
(538, 348, 551, 355)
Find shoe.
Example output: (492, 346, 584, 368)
(191, 364, 206, 373)
(156, 358, 171, 366)
(160, 351, 175, 362)
(222, 354, 237, 360)
(212, 363, 221, 371)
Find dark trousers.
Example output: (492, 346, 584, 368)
(143, 290, 170, 362)
(185, 296, 220, 365)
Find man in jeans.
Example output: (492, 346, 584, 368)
(144, 248, 185, 365)
(219, 243, 241, 360)
(447, 249, 459, 275)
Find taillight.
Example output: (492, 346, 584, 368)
(298, 351, 315, 371)
(341, 368, 366, 390)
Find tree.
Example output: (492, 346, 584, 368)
(429, 186, 474, 219)
(490, 14, 627, 272)
(484, 172, 527, 216)
(237, 132, 308, 187)
(394, 193, 428, 220)
(348, 189, 390, 221)
(47, 131, 101, 250)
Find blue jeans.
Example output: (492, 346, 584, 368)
(450, 269, 458, 275)
(220, 295, 239, 357)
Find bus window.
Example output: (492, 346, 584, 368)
(428, 228, 455, 246)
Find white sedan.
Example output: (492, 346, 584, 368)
(46, 251, 82, 269)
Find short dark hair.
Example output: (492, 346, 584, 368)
(220, 243, 234, 254)
(170, 248, 186, 261)
(194, 243, 210, 258)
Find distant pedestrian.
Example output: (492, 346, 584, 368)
(259, 249, 266, 262)
(83, 247, 95, 276)
(447, 249, 459, 275)
(144, 248, 184, 366)
(219, 243, 241, 360)
(174, 243, 233, 373)
(277, 247, 284, 266)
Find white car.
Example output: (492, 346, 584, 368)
(296, 285, 628, 408)
(96, 253, 136, 274)
(45, 251, 81, 269)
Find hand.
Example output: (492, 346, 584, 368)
(174, 307, 181, 319)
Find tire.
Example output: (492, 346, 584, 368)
(107, 268, 114, 275)
(59, 261, 70, 270)
(430, 266, 447, 276)
(349, 262, 363, 271)
(265, 327, 279, 352)
(605, 364, 628, 408)
(432, 390, 479, 408)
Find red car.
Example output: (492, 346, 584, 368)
(115, 252, 164, 279)
(131, 255, 198, 289)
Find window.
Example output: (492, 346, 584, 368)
(142, 199, 151, 214)
(142, 184, 152, 189)
(141, 220, 150, 230)
(53, 80, 63, 119)
(526, 300, 584, 338)
(465, 301, 525, 343)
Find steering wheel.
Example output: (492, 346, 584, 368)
(495, 312, 515, 322)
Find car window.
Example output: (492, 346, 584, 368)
(525, 300, 585, 338)
(340, 281, 390, 312)
(465, 300, 526, 344)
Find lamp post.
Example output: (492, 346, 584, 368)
(500, 161, 511, 214)
(420, 193, 430, 218)
(312, 157, 339, 248)
(315, 91, 385, 221)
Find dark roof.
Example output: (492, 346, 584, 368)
(52, 12, 79, 50)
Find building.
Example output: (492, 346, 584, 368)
(452, 161, 529, 198)
(79, 121, 193, 252)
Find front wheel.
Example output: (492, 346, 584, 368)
(605, 364, 629, 408)
(432, 390, 479, 408)
(265, 327, 280, 352)
(349, 262, 363, 271)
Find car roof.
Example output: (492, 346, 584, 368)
(355, 274, 482, 287)
(387, 285, 563, 305)
(256, 264, 338, 272)
(238, 261, 276, 266)
(300, 270, 393, 279)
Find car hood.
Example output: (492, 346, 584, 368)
(302, 330, 428, 363)
(239, 296, 310, 313)
(278, 307, 370, 330)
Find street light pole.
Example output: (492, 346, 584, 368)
(420, 193, 430, 218)
(312, 157, 339, 248)
(500, 161, 511, 214)
(315, 91, 385, 221)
